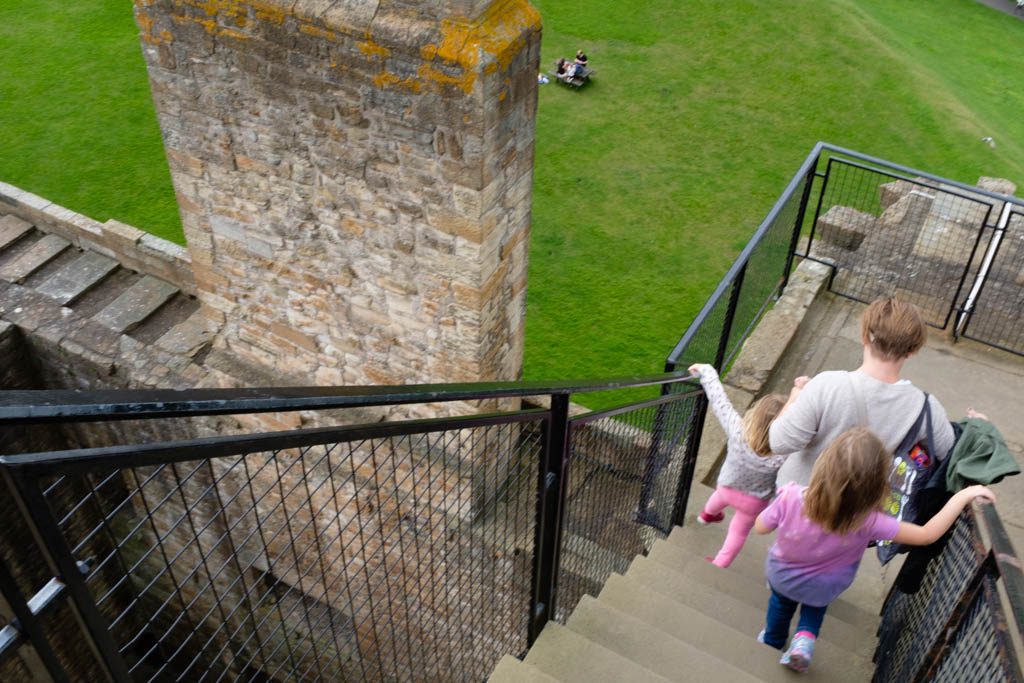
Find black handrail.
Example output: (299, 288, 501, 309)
(0, 372, 695, 424)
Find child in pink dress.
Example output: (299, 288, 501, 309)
(689, 363, 790, 567)
(755, 427, 994, 673)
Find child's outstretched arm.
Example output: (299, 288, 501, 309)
(688, 363, 742, 435)
(893, 485, 996, 546)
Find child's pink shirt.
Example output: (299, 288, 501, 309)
(760, 483, 900, 606)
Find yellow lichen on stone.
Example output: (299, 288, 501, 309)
(359, 36, 391, 59)
(187, 0, 287, 27)
(410, 0, 540, 93)
(137, 11, 157, 43)
(300, 23, 337, 41)
(416, 63, 475, 94)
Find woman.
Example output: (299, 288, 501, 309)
(770, 297, 955, 487)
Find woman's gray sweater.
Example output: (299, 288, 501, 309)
(770, 370, 955, 487)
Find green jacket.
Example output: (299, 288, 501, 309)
(945, 417, 1020, 491)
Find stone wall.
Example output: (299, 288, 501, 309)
(135, 0, 541, 396)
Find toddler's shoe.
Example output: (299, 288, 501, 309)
(779, 631, 815, 673)
(698, 511, 725, 524)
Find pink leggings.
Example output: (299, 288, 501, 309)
(701, 486, 770, 568)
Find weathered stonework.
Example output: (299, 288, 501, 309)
(809, 175, 1019, 330)
(135, 0, 541, 398)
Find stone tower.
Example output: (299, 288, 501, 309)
(134, 0, 541, 390)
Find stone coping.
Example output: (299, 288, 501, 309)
(0, 181, 195, 295)
(694, 259, 831, 486)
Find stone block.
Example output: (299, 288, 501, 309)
(879, 188, 935, 231)
(977, 176, 1017, 197)
(0, 214, 34, 251)
(35, 251, 119, 305)
(93, 276, 179, 334)
(814, 205, 873, 251)
(912, 215, 981, 262)
(0, 234, 71, 283)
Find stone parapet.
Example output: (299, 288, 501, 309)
(0, 181, 195, 294)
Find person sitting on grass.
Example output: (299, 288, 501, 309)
(689, 363, 792, 567)
(754, 426, 994, 673)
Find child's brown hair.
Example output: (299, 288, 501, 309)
(742, 393, 787, 456)
(860, 297, 927, 361)
(805, 427, 890, 534)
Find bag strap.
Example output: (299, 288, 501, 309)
(848, 372, 868, 427)
(895, 391, 934, 456)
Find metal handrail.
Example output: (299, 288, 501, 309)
(0, 371, 696, 425)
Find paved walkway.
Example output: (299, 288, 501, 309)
(975, 0, 1024, 19)
(768, 292, 1024, 547)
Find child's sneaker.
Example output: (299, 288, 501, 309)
(779, 631, 815, 673)
(698, 510, 725, 524)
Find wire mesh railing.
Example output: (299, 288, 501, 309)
(0, 375, 703, 682)
(873, 503, 1024, 682)
(957, 208, 1024, 355)
(797, 148, 1024, 355)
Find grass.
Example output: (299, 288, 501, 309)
(1, 1, 1023, 408)
(0, 0, 180, 241)
(527, 0, 1024, 408)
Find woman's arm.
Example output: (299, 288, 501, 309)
(892, 485, 995, 546)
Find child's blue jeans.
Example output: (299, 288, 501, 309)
(763, 586, 828, 649)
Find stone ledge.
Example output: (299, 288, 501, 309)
(0, 181, 196, 295)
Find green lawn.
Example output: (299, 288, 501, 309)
(527, 0, 1024, 401)
(2, 0, 1023, 406)
(0, 0, 179, 241)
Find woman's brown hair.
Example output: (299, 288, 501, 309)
(860, 297, 927, 361)
(742, 393, 787, 456)
(804, 427, 891, 534)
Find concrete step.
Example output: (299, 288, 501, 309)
(0, 234, 70, 283)
(522, 622, 670, 683)
(93, 274, 178, 333)
(0, 215, 33, 251)
(659, 525, 881, 634)
(488, 655, 560, 682)
(565, 595, 760, 682)
(644, 544, 876, 657)
(35, 250, 119, 305)
(154, 309, 211, 357)
(598, 572, 873, 682)
(623, 555, 871, 660)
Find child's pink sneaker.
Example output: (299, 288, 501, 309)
(697, 510, 725, 524)
(780, 631, 815, 673)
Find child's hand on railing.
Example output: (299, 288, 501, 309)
(793, 375, 810, 389)
(688, 363, 712, 377)
(959, 484, 996, 505)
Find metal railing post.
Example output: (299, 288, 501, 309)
(669, 268, 746, 528)
(0, 557, 66, 682)
(781, 160, 820, 289)
(528, 394, 571, 646)
(1, 468, 132, 682)
(636, 362, 676, 529)
(669, 391, 708, 528)
(714, 265, 747, 371)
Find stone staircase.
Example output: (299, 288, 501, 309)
(0, 212, 208, 355)
(491, 484, 886, 682)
